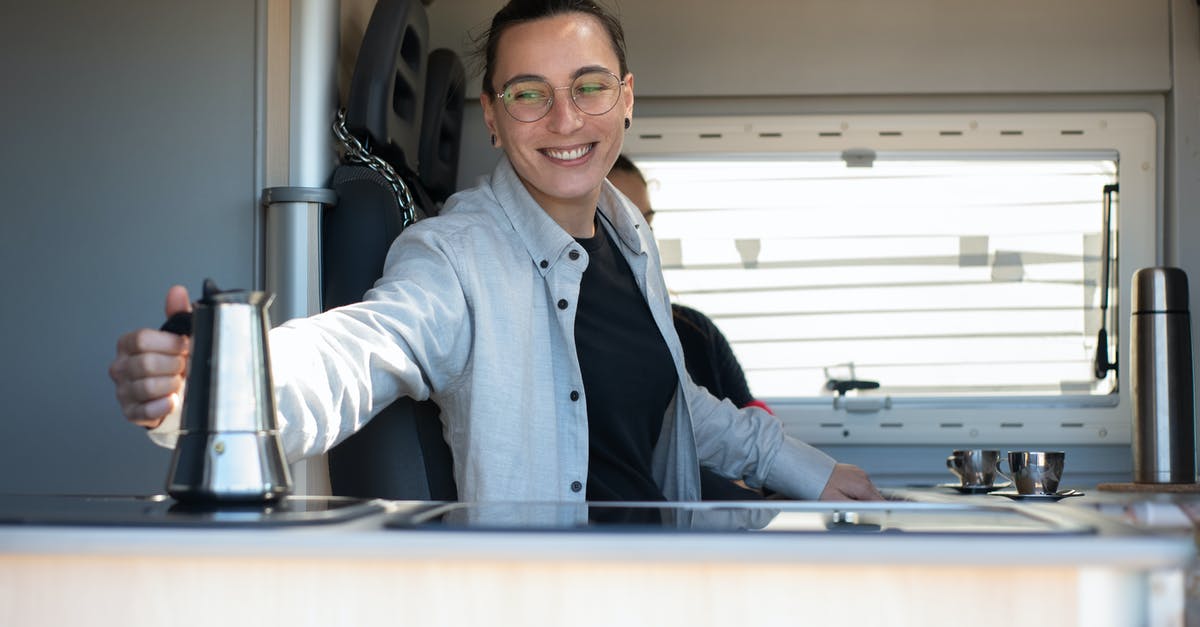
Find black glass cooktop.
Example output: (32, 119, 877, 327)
(0, 494, 386, 527)
(386, 501, 1097, 535)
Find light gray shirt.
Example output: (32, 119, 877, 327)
(162, 156, 837, 502)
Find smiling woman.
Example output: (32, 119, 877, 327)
(476, 3, 634, 236)
(108, 0, 882, 504)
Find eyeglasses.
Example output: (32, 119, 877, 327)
(496, 71, 625, 123)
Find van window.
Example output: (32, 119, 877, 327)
(624, 113, 1156, 445)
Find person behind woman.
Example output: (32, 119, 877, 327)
(109, 0, 880, 503)
(608, 155, 770, 413)
(609, 154, 774, 499)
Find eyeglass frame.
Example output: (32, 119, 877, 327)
(493, 70, 628, 123)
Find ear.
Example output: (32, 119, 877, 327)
(622, 73, 635, 120)
(480, 92, 500, 146)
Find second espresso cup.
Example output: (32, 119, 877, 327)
(1007, 451, 1065, 495)
(946, 449, 1003, 487)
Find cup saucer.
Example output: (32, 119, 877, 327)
(937, 482, 1011, 494)
(992, 489, 1083, 502)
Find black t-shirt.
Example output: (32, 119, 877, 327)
(574, 217, 677, 502)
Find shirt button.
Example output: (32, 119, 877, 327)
(570, 390, 580, 401)
(540, 260, 548, 268)
(557, 299, 568, 310)
(570, 481, 583, 493)
(568, 250, 580, 261)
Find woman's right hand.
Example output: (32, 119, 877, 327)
(108, 285, 193, 428)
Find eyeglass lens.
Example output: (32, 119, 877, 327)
(500, 71, 622, 122)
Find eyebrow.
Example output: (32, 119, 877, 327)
(499, 65, 615, 90)
(572, 65, 614, 79)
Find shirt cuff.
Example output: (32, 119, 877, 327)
(762, 435, 837, 499)
(145, 387, 184, 451)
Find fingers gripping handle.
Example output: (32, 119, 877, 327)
(159, 311, 194, 336)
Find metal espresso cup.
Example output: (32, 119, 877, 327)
(946, 449, 1003, 487)
(1006, 451, 1065, 495)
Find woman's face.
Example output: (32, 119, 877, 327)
(481, 12, 634, 215)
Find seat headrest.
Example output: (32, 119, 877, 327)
(418, 49, 466, 205)
(344, 0, 429, 173)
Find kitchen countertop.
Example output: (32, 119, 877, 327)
(0, 492, 1192, 627)
(0, 492, 1190, 566)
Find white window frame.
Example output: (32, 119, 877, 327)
(623, 112, 1157, 446)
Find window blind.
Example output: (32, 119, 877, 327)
(637, 156, 1118, 400)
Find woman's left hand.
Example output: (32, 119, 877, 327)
(818, 463, 885, 501)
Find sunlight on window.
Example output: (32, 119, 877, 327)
(636, 157, 1118, 399)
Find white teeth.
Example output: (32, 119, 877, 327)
(544, 144, 592, 161)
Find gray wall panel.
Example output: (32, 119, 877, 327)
(430, 0, 1171, 98)
(0, 1, 258, 494)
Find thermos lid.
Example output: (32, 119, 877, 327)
(1132, 266, 1190, 313)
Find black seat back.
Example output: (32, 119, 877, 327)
(417, 48, 466, 205)
(343, 0, 427, 172)
(324, 0, 464, 501)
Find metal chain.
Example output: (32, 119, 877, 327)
(332, 108, 417, 227)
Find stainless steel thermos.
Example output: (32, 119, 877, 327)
(165, 280, 293, 502)
(1131, 267, 1197, 483)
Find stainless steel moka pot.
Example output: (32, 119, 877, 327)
(1131, 267, 1198, 484)
(164, 279, 292, 502)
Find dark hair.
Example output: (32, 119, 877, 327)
(471, 0, 629, 97)
(610, 154, 645, 182)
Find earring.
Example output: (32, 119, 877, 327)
(624, 118, 631, 130)
(490, 134, 497, 146)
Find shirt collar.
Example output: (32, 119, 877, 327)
(598, 179, 649, 257)
(488, 155, 648, 275)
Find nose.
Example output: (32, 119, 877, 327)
(544, 89, 583, 134)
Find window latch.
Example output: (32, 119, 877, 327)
(825, 377, 890, 413)
(825, 378, 880, 396)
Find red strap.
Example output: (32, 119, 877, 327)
(742, 399, 774, 416)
